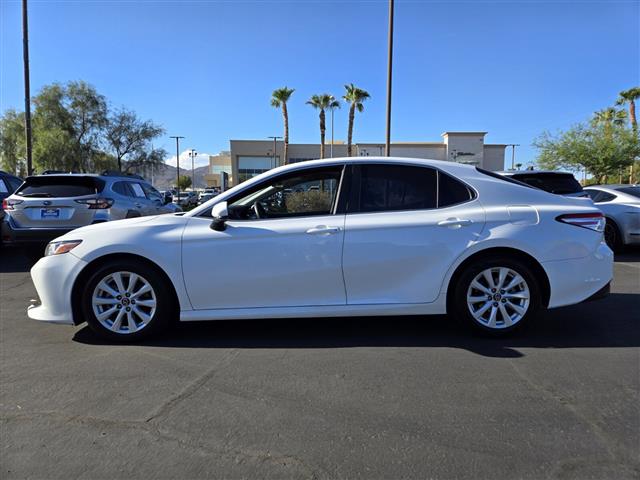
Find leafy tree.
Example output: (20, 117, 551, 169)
(177, 175, 192, 191)
(0, 109, 25, 175)
(271, 87, 295, 164)
(306, 94, 340, 159)
(105, 108, 164, 172)
(343, 84, 370, 157)
(591, 107, 627, 130)
(534, 121, 640, 184)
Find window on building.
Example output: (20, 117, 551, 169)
(237, 156, 278, 183)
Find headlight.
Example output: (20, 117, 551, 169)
(44, 240, 82, 256)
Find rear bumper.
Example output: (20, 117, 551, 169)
(543, 242, 614, 309)
(1, 217, 75, 245)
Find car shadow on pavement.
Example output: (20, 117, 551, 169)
(0, 247, 42, 273)
(72, 291, 640, 358)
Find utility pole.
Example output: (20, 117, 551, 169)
(22, 0, 33, 175)
(170, 136, 184, 199)
(329, 96, 337, 158)
(189, 149, 197, 189)
(267, 136, 282, 169)
(506, 144, 520, 170)
(384, 0, 394, 157)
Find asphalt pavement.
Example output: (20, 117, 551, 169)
(1, 248, 639, 479)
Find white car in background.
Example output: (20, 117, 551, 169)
(27, 157, 612, 341)
(583, 184, 640, 250)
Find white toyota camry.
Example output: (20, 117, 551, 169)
(28, 158, 613, 341)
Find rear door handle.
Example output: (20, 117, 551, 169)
(306, 226, 341, 235)
(437, 218, 473, 228)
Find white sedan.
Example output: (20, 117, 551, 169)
(28, 158, 613, 341)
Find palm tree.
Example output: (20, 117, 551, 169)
(306, 94, 340, 159)
(616, 87, 640, 131)
(343, 84, 370, 157)
(591, 108, 628, 139)
(270, 87, 295, 165)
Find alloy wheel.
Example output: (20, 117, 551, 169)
(466, 267, 530, 329)
(91, 271, 157, 334)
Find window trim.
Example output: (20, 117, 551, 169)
(211, 164, 348, 222)
(346, 163, 477, 215)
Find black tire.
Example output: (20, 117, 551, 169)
(81, 260, 174, 342)
(604, 218, 623, 252)
(452, 256, 542, 336)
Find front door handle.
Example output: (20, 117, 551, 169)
(437, 218, 473, 228)
(306, 226, 341, 235)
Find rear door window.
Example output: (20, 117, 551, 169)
(16, 176, 105, 198)
(112, 181, 133, 197)
(352, 164, 437, 213)
(438, 171, 474, 207)
(0, 179, 8, 194)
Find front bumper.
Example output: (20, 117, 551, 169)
(27, 252, 88, 325)
(543, 242, 614, 309)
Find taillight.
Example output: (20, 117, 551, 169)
(2, 198, 23, 211)
(556, 212, 605, 232)
(75, 198, 114, 209)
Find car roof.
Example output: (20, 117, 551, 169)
(497, 170, 575, 176)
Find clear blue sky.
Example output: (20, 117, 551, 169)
(1, 0, 638, 169)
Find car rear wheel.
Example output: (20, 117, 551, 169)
(82, 260, 173, 341)
(604, 219, 622, 252)
(453, 257, 541, 335)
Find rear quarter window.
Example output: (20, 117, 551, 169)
(438, 172, 475, 207)
(17, 176, 105, 197)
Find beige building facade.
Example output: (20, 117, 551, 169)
(219, 132, 506, 187)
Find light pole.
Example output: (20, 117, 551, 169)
(329, 96, 338, 158)
(267, 136, 282, 169)
(189, 149, 197, 189)
(506, 144, 520, 170)
(22, 0, 33, 175)
(384, 0, 395, 157)
(170, 136, 184, 199)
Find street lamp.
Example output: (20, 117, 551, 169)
(170, 136, 184, 199)
(506, 144, 520, 170)
(385, 0, 395, 157)
(267, 136, 282, 169)
(328, 96, 339, 159)
(188, 148, 197, 189)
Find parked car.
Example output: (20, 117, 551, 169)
(173, 191, 198, 208)
(159, 190, 173, 204)
(27, 157, 612, 341)
(0, 171, 24, 242)
(198, 193, 215, 205)
(497, 170, 588, 197)
(1, 172, 179, 246)
(583, 184, 640, 250)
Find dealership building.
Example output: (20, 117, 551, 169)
(205, 132, 507, 188)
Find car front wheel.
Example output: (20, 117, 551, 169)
(453, 257, 541, 335)
(81, 260, 173, 341)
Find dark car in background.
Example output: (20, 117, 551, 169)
(497, 170, 588, 198)
(0, 171, 24, 223)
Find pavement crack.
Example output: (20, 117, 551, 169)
(143, 349, 239, 424)
(507, 359, 629, 463)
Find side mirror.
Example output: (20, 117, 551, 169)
(210, 201, 229, 231)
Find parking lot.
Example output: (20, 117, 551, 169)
(1, 249, 638, 479)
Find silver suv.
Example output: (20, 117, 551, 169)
(1, 172, 182, 245)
